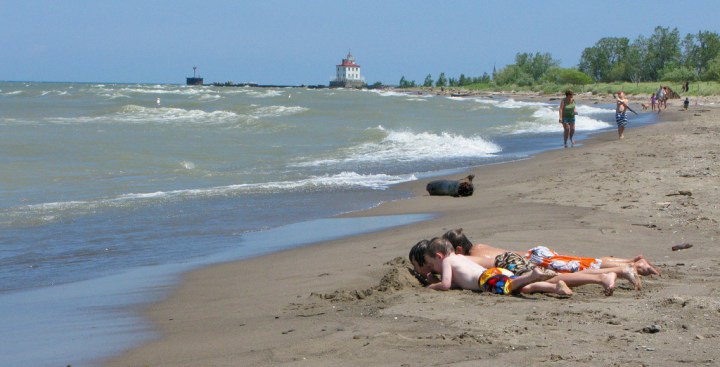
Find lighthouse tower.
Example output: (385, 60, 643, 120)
(329, 52, 365, 88)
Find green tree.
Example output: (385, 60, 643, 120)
(515, 52, 560, 81)
(682, 31, 720, 76)
(423, 74, 433, 87)
(494, 64, 533, 86)
(660, 66, 697, 82)
(542, 67, 592, 85)
(578, 37, 630, 82)
(398, 76, 416, 88)
(646, 26, 681, 80)
(480, 72, 491, 83)
(625, 36, 650, 83)
(435, 72, 447, 87)
(703, 54, 720, 81)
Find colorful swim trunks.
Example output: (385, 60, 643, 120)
(616, 112, 628, 127)
(479, 267, 516, 295)
(526, 246, 601, 273)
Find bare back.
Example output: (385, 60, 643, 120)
(468, 243, 523, 267)
(442, 253, 486, 291)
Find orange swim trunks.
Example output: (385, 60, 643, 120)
(526, 246, 601, 273)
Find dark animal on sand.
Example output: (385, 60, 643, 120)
(426, 174, 475, 197)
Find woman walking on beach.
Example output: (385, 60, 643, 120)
(559, 90, 577, 147)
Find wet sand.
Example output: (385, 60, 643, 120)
(105, 96, 720, 366)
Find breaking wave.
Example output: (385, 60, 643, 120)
(296, 125, 501, 167)
(0, 171, 415, 226)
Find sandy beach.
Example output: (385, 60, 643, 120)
(105, 95, 720, 366)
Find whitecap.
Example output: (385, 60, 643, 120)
(500, 105, 612, 135)
(252, 105, 308, 118)
(1, 172, 416, 225)
(45, 105, 241, 125)
(295, 126, 500, 167)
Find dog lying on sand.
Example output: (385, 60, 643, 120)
(426, 174, 475, 197)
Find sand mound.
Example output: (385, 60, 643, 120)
(311, 257, 420, 302)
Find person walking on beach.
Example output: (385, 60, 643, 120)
(615, 91, 630, 139)
(656, 86, 666, 113)
(559, 90, 577, 147)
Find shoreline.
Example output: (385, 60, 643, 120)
(105, 97, 720, 366)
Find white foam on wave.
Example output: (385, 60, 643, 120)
(217, 88, 285, 99)
(504, 105, 612, 134)
(461, 97, 552, 110)
(576, 104, 613, 115)
(86, 84, 226, 101)
(366, 89, 428, 98)
(252, 105, 308, 118)
(498, 98, 550, 109)
(45, 105, 241, 125)
(249, 89, 284, 98)
(296, 125, 500, 167)
(1, 172, 415, 225)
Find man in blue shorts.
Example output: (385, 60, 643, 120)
(615, 92, 630, 139)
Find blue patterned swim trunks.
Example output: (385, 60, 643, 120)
(616, 112, 628, 127)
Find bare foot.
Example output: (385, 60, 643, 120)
(633, 256, 661, 276)
(620, 265, 642, 290)
(530, 267, 557, 281)
(556, 280, 572, 296)
(601, 273, 617, 296)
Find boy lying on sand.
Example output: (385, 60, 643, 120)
(423, 238, 571, 295)
(412, 239, 634, 296)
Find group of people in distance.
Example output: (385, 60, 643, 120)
(409, 228, 660, 297)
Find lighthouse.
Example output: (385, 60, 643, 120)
(329, 52, 365, 88)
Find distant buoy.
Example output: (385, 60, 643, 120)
(288, 93, 292, 99)
(156, 97, 161, 105)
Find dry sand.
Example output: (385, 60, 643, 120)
(105, 96, 720, 366)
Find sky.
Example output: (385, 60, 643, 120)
(2, 0, 720, 85)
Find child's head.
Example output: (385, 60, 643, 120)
(424, 238, 454, 272)
(409, 239, 431, 276)
(441, 228, 473, 255)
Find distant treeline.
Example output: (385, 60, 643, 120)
(397, 26, 720, 88)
